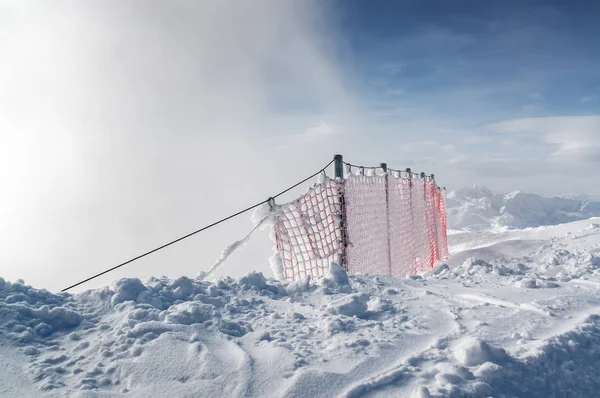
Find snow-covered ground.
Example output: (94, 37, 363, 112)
(3, 217, 600, 397)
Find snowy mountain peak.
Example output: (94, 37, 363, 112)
(447, 187, 600, 231)
(503, 190, 523, 200)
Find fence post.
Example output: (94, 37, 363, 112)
(381, 163, 392, 276)
(334, 154, 344, 179)
(333, 154, 348, 270)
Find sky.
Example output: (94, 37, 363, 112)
(1, 0, 599, 291)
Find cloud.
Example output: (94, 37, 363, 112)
(0, 0, 362, 291)
(341, 6, 600, 195)
(2, 1, 599, 290)
(580, 96, 592, 103)
(290, 121, 340, 145)
(389, 140, 459, 171)
(483, 115, 600, 161)
(385, 115, 600, 194)
(357, 10, 600, 132)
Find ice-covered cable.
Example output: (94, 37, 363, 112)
(61, 158, 335, 292)
(198, 213, 271, 280)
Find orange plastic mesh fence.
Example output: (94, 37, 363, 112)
(345, 173, 390, 276)
(272, 172, 448, 281)
(388, 175, 424, 277)
(434, 184, 449, 260)
(272, 177, 346, 281)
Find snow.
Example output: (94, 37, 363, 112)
(321, 262, 353, 293)
(447, 185, 600, 231)
(452, 337, 509, 367)
(251, 203, 286, 281)
(5, 194, 600, 396)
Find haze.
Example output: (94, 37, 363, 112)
(1, 0, 599, 291)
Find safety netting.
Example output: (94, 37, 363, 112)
(271, 170, 448, 281)
(345, 173, 390, 277)
(271, 177, 346, 281)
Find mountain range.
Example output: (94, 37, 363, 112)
(446, 185, 600, 231)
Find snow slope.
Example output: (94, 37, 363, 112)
(446, 185, 600, 231)
(3, 218, 600, 397)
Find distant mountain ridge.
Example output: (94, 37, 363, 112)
(446, 185, 600, 231)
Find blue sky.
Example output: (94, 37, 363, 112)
(299, 0, 600, 193)
(342, 0, 600, 109)
(1, 0, 599, 290)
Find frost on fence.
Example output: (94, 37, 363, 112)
(435, 186, 449, 260)
(346, 173, 448, 278)
(270, 170, 449, 281)
(389, 174, 448, 277)
(345, 173, 390, 276)
(272, 178, 345, 281)
(388, 176, 419, 277)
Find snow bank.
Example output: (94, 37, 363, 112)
(1, 267, 409, 395)
(0, 279, 81, 344)
(3, 217, 600, 397)
(412, 315, 600, 397)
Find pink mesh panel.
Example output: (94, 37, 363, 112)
(424, 179, 439, 268)
(273, 178, 345, 281)
(344, 173, 390, 276)
(435, 187, 449, 260)
(271, 169, 449, 281)
(409, 176, 431, 274)
(388, 176, 417, 277)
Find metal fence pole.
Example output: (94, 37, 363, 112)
(334, 154, 348, 269)
(334, 154, 344, 178)
(381, 163, 392, 276)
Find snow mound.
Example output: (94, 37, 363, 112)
(0, 280, 81, 344)
(415, 315, 600, 397)
(453, 337, 509, 366)
(328, 293, 369, 318)
(320, 262, 353, 293)
(0, 268, 411, 396)
(164, 302, 221, 325)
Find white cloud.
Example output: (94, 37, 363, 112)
(580, 96, 592, 103)
(391, 115, 600, 194)
(294, 121, 339, 144)
(396, 141, 459, 156)
(0, 1, 362, 291)
(483, 115, 600, 161)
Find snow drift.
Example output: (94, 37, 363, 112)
(3, 216, 600, 397)
(4, 204, 600, 397)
